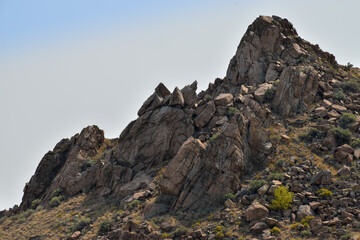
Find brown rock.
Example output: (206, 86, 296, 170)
(214, 93, 234, 106)
(181, 81, 198, 106)
(138, 93, 163, 116)
(155, 82, 171, 98)
(337, 144, 354, 154)
(354, 148, 360, 159)
(297, 205, 314, 220)
(254, 83, 272, 103)
(335, 151, 353, 164)
(250, 222, 269, 234)
(70, 231, 81, 239)
(169, 87, 185, 107)
(315, 106, 327, 117)
(310, 170, 332, 185)
(240, 85, 249, 95)
(331, 104, 347, 112)
(244, 202, 269, 222)
(194, 101, 216, 128)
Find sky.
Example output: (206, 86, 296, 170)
(0, 0, 359, 210)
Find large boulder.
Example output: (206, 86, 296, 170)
(244, 202, 269, 222)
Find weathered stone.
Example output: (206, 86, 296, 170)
(194, 101, 216, 128)
(354, 148, 360, 159)
(240, 85, 249, 95)
(335, 151, 353, 164)
(297, 205, 314, 220)
(169, 87, 185, 107)
(323, 99, 332, 108)
(155, 83, 171, 98)
(244, 202, 269, 222)
(70, 231, 81, 239)
(214, 93, 234, 106)
(337, 144, 354, 154)
(254, 83, 272, 103)
(250, 222, 269, 234)
(310, 170, 332, 185)
(272, 66, 319, 117)
(331, 104, 347, 113)
(265, 217, 278, 227)
(257, 184, 269, 195)
(181, 81, 198, 106)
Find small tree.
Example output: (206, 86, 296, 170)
(270, 186, 294, 210)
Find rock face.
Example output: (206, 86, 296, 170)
(272, 66, 319, 116)
(226, 15, 301, 86)
(244, 202, 269, 222)
(20, 125, 104, 210)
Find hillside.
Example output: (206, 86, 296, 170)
(1, 15, 360, 240)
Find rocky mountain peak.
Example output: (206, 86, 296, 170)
(3, 15, 360, 240)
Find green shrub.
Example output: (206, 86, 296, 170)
(330, 126, 352, 145)
(49, 196, 64, 208)
(351, 139, 360, 149)
(316, 188, 332, 198)
(340, 233, 353, 240)
(71, 217, 91, 232)
(31, 199, 41, 209)
(173, 226, 188, 238)
(128, 200, 141, 210)
(249, 179, 267, 192)
(341, 79, 360, 93)
(50, 188, 63, 199)
(270, 186, 294, 210)
(161, 233, 170, 238)
(301, 216, 314, 226)
(308, 127, 326, 139)
(268, 173, 284, 181)
(270, 226, 281, 235)
(264, 86, 277, 102)
(98, 219, 113, 235)
(222, 193, 236, 203)
(333, 90, 347, 101)
(339, 113, 357, 128)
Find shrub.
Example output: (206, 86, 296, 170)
(339, 113, 357, 128)
(98, 219, 113, 235)
(351, 139, 360, 149)
(222, 193, 236, 203)
(71, 217, 91, 232)
(341, 79, 360, 93)
(270, 186, 294, 210)
(316, 188, 332, 198)
(270, 226, 281, 235)
(128, 200, 141, 210)
(31, 199, 41, 209)
(208, 132, 222, 144)
(330, 126, 352, 145)
(341, 233, 353, 240)
(173, 226, 188, 238)
(214, 225, 225, 239)
(49, 196, 64, 208)
(50, 188, 63, 199)
(308, 127, 326, 139)
(161, 233, 170, 238)
(301, 216, 314, 227)
(249, 180, 267, 192)
(333, 90, 347, 101)
(267, 173, 284, 181)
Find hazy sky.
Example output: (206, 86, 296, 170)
(1, 0, 359, 210)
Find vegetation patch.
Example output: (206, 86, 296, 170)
(339, 113, 357, 128)
(71, 217, 91, 232)
(351, 139, 360, 149)
(249, 179, 267, 193)
(222, 193, 236, 203)
(270, 186, 294, 210)
(98, 219, 113, 235)
(341, 79, 360, 93)
(330, 126, 352, 145)
(316, 188, 332, 198)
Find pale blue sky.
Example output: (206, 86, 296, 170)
(0, 0, 359, 210)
